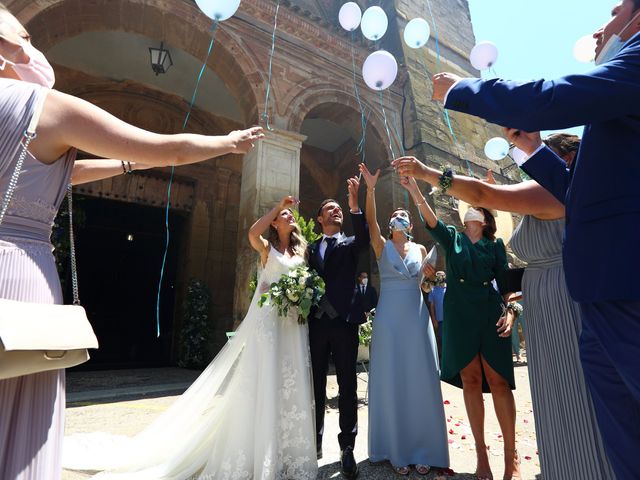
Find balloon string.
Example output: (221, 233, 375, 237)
(183, 21, 219, 130)
(379, 90, 396, 160)
(351, 29, 368, 166)
(262, 0, 281, 130)
(156, 19, 218, 338)
(425, 0, 473, 177)
(391, 109, 423, 220)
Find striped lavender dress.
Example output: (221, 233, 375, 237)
(0, 79, 76, 479)
(510, 216, 614, 479)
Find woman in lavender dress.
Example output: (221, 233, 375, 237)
(0, 7, 262, 479)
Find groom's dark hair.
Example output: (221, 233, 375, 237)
(317, 198, 340, 217)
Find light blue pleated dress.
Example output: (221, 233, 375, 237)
(368, 241, 449, 468)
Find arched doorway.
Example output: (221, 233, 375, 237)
(20, 0, 263, 365)
(293, 93, 400, 284)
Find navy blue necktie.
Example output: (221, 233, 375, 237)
(322, 237, 337, 266)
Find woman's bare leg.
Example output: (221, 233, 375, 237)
(460, 354, 492, 478)
(480, 356, 520, 479)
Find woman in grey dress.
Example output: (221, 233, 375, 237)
(392, 133, 614, 479)
(359, 163, 449, 476)
(0, 7, 262, 479)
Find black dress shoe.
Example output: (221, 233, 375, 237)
(340, 446, 359, 479)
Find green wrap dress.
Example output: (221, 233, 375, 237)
(426, 220, 514, 392)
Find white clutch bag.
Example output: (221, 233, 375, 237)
(0, 299, 98, 380)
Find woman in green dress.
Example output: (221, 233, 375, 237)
(398, 176, 520, 480)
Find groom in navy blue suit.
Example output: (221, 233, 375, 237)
(307, 175, 369, 479)
(424, 2, 640, 478)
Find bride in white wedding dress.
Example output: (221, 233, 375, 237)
(63, 196, 318, 480)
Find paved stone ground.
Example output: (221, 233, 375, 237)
(63, 358, 540, 480)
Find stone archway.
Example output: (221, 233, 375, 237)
(9, 0, 265, 125)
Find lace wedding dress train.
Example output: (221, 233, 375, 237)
(63, 247, 318, 480)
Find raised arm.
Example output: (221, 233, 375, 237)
(392, 156, 564, 219)
(248, 196, 298, 266)
(432, 39, 640, 131)
(398, 175, 438, 229)
(358, 163, 385, 258)
(31, 89, 264, 165)
(347, 174, 370, 252)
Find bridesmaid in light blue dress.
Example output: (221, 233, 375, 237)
(360, 164, 449, 475)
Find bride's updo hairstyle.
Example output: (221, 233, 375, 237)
(267, 209, 308, 258)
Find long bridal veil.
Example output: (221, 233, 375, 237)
(64, 249, 317, 479)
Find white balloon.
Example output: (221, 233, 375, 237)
(484, 137, 510, 161)
(511, 146, 528, 165)
(339, 2, 362, 32)
(361, 6, 388, 41)
(574, 34, 597, 63)
(362, 50, 398, 91)
(470, 41, 499, 70)
(404, 18, 431, 49)
(195, 0, 241, 21)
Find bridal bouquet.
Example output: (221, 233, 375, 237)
(258, 265, 325, 324)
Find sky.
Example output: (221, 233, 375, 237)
(466, 0, 616, 136)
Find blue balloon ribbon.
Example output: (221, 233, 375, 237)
(351, 30, 369, 166)
(425, 0, 473, 176)
(156, 19, 219, 338)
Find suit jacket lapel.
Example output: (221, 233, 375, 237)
(311, 240, 324, 273)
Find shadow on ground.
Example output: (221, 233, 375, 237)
(318, 460, 479, 479)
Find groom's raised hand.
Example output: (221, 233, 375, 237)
(347, 175, 361, 213)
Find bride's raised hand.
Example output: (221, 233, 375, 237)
(278, 195, 299, 211)
(359, 163, 380, 190)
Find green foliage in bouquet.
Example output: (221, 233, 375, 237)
(178, 279, 212, 369)
(258, 265, 325, 324)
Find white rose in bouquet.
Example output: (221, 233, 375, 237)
(286, 289, 299, 302)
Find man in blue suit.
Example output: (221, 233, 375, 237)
(307, 176, 369, 479)
(421, 2, 640, 478)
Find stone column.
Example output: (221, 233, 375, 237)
(233, 129, 306, 324)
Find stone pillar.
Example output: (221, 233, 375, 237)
(233, 129, 306, 324)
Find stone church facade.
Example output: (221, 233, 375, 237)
(6, 0, 517, 366)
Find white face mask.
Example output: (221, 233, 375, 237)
(361, 278, 368, 287)
(389, 215, 413, 240)
(0, 37, 55, 88)
(595, 10, 640, 65)
(595, 34, 625, 65)
(464, 208, 485, 224)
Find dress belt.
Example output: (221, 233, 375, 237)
(525, 256, 563, 270)
(453, 278, 492, 287)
